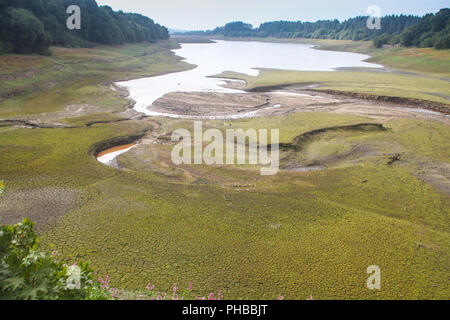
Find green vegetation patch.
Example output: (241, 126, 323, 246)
(0, 41, 192, 118)
(217, 68, 450, 105)
(6, 113, 442, 300)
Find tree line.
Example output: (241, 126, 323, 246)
(0, 0, 169, 55)
(186, 8, 449, 50)
(373, 9, 449, 49)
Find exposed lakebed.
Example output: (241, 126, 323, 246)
(97, 40, 385, 163)
(98, 41, 450, 164)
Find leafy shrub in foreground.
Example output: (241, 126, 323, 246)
(0, 185, 309, 300)
(0, 214, 227, 300)
(0, 212, 227, 300)
(0, 218, 113, 300)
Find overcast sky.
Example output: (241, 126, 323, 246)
(96, 0, 449, 30)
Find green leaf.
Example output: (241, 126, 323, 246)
(0, 218, 113, 300)
(4, 277, 25, 291)
(19, 287, 39, 300)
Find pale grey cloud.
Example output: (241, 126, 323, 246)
(96, 0, 449, 30)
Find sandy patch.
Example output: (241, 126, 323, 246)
(146, 90, 450, 124)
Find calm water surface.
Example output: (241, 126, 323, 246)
(116, 40, 383, 115)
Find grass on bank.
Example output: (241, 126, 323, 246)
(307, 39, 450, 76)
(217, 68, 450, 105)
(0, 40, 192, 118)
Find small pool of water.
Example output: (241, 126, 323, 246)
(97, 143, 137, 165)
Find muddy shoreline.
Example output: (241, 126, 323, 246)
(118, 84, 449, 124)
(247, 84, 449, 115)
(113, 73, 449, 120)
(315, 89, 450, 115)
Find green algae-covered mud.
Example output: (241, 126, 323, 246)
(0, 40, 449, 299)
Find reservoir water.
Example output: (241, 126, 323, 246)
(116, 40, 383, 115)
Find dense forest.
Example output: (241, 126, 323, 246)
(186, 8, 449, 49)
(0, 0, 169, 54)
(373, 9, 449, 49)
